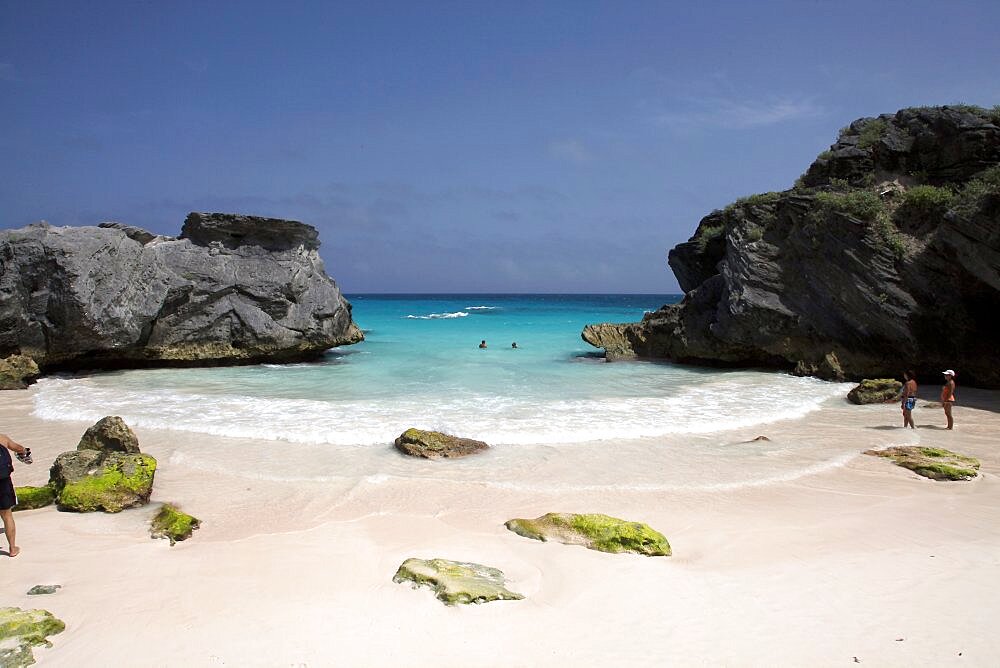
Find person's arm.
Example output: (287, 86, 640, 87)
(0, 433, 27, 455)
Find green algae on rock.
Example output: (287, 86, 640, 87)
(150, 504, 201, 545)
(13, 485, 56, 511)
(393, 428, 489, 459)
(847, 379, 902, 405)
(505, 513, 672, 556)
(0, 607, 66, 668)
(392, 558, 524, 605)
(865, 446, 981, 480)
(51, 451, 157, 513)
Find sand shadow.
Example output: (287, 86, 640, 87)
(917, 425, 948, 430)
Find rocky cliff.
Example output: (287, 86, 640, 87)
(583, 105, 1000, 386)
(0, 212, 363, 371)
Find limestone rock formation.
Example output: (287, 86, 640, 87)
(582, 106, 1000, 387)
(394, 428, 489, 459)
(865, 446, 980, 480)
(49, 416, 156, 512)
(150, 503, 201, 545)
(847, 379, 903, 404)
(0, 213, 362, 372)
(0, 354, 39, 390)
(0, 607, 65, 668)
(392, 558, 524, 605)
(505, 512, 672, 556)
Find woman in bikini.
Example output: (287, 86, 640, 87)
(901, 370, 918, 429)
(941, 370, 957, 430)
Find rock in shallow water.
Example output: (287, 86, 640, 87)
(0, 354, 39, 390)
(0, 607, 66, 668)
(393, 428, 489, 459)
(865, 446, 980, 480)
(392, 558, 524, 605)
(505, 512, 672, 556)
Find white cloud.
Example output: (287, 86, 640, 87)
(654, 97, 824, 130)
(547, 138, 594, 164)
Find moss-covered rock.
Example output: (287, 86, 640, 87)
(51, 451, 157, 513)
(847, 378, 902, 404)
(865, 446, 981, 480)
(13, 485, 56, 511)
(76, 416, 140, 454)
(0, 607, 66, 668)
(0, 355, 39, 391)
(25, 585, 61, 596)
(505, 512, 672, 556)
(393, 428, 489, 459)
(150, 504, 201, 545)
(392, 558, 524, 605)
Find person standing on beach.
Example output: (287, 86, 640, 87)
(941, 370, 957, 430)
(0, 433, 31, 557)
(901, 370, 918, 429)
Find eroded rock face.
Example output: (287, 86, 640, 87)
(393, 428, 489, 459)
(392, 558, 524, 605)
(0, 213, 362, 371)
(847, 379, 903, 404)
(865, 446, 980, 480)
(582, 106, 1000, 387)
(505, 512, 671, 556)
(49, 417, 156, 513)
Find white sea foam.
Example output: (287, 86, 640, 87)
(465, 306, 497, 311)
(31, 374, 849, 447)
(404, 311, 469, 320)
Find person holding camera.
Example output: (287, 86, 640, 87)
(1, 433, 32, 558)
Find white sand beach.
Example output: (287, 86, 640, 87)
(3, 386, 1000, 667)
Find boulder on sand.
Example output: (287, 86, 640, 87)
(505, 512, 672, 556)
(0, 354, 39, 390)
(847, 379, 902, 404)
(393, 428, 489, 459)
(13, 485, 56, 511)
(49, 416, 157, 513)
(392, 558, 524, 605)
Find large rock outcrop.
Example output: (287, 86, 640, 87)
(583, 106, 1000, 386)
(0, 213, 362, 371)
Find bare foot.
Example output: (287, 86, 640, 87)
(9, 546, 20, 557)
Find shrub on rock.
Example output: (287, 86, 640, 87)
(847, 379, 902, 404)
(505, 512, 672, 556)
(393, 428, 489, 459)
(392, 558, 523, 605)
(150, 504, 201, 545)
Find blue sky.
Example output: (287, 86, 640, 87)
(2, 1, 998, 293)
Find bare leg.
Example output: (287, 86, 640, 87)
(0, 508, 16, 557)
(903, 408, 915, 429)
(944, 403, 954, 430)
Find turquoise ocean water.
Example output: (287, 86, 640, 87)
(31, 294, 860, 489)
